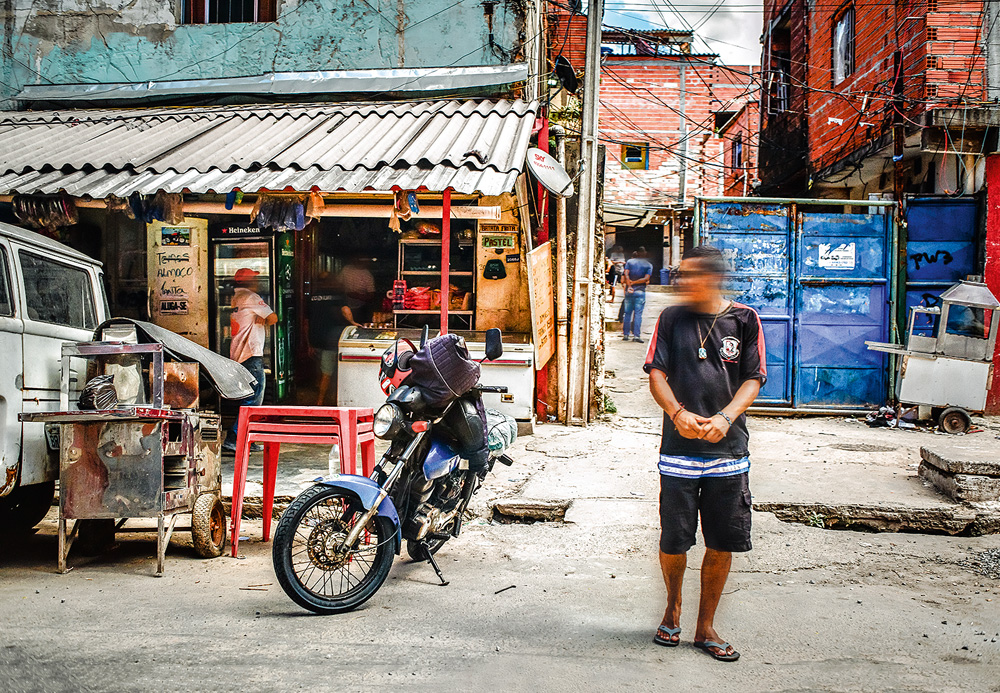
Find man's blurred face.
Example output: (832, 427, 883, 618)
(677, 258, 724, 307)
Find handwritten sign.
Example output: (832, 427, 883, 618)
(147, 218, 209, 346)
(526, 242, 556, 369)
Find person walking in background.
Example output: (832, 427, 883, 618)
(309, 272, 364, 406)
(643, 245, 766, 662)
(607, 244, 626, 301)
(622, 247, 653, 342)
(223, 267, 278, 453)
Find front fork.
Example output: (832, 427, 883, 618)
(340, 430, 426, 550)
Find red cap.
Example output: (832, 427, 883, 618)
(234, 268, 260, 282)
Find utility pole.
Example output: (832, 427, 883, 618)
(892, 49, 907, 337)
(988, 0, 1000, 102)
(567, 0, 603, 424)
(551, 125, 570, 424)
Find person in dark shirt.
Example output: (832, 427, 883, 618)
(643, 245, 766, 661)
(309, 273, 363, 406)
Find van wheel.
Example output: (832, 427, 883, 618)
(0, 481, 55, 532)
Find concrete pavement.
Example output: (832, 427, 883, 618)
(3, 288, 1000, 691)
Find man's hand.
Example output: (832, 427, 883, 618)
(699, 414, 731, 443)
(674, 410, 709, 439)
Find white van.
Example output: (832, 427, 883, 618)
(0, 221, 108, 531)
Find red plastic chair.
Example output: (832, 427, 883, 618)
(229, 406, 375, 557)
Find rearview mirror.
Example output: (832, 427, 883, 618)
(484, 328, 503, 361)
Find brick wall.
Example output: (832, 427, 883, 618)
(547, 5, 757, 207)
(719, 101, 760, 196)
(761, 0, 987, 186)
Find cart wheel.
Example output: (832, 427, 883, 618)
(192, 494, 227, 558)
(938, 407, 972, 435)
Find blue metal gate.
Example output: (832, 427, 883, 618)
(904, 197, 978, 337)
(795, 212, 890, 406)
(698, 199, 895, 409)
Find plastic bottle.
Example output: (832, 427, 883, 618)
(328, 442, 340, 478)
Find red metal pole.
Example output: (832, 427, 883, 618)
(984, 155, 1000, 414)
(441, 189, 451, 335)
(535, 119, 551, 421)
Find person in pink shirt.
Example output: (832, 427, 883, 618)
(223, 267, 277, 453)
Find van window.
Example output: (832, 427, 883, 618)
(0, 247, 12, 317)
(19, 251, 97, 329)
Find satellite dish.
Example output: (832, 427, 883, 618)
(526, 147, 575, 198)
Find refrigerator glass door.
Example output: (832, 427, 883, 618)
(213, 241, 272, 366)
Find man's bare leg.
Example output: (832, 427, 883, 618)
(694, 548, 737, 657)
(316, 373, 331, 406)
(658, 551, 686, 644)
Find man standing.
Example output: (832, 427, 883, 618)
(643, 245, 766, 662)
(223, 267, 278, 453)
(622, 247, 653, 342)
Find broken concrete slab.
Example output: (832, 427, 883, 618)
(752, 501, 987, 535)
(491, 500, 570, 523)
(921, 439, 1000, 476)
(919, 461, 1000, 503)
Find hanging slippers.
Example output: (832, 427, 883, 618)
(693, 640, 740, 662)
(653, 625, 681, 648)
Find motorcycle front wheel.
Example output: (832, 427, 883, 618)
(272, 484, 396, 614)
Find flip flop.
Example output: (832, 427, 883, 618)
(693, 640, 740, 662)
(653, 625, 681, 648)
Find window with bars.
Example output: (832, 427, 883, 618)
(732, 134, 744, 171)
(182, 0, 277, 24)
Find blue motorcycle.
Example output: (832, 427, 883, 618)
(272, 328, 515, 614)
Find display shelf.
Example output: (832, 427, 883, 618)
(396, 231, 476, 330)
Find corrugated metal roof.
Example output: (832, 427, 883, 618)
(0, 99, 538, 197)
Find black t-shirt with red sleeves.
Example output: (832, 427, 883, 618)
(643, 302, 767, 459)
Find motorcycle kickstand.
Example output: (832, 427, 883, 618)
(420, 542, 449, 587)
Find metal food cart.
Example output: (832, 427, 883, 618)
(20, 320, 255, 575)
(866, 280, 999, 433)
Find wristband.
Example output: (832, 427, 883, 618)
(716, 411, 732, 426)
(671, 406, 685, 423)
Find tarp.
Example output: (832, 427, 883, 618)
(95, 318, 255, 400)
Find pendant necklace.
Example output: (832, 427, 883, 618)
(696, 301, 731, 360)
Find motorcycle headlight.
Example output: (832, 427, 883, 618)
(373, 403, 403, 439)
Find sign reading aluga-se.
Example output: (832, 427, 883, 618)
(526, 148, 575, 198)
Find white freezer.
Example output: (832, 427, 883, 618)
(336, 327, 535, 421)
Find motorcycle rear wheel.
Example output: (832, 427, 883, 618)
(273, 484, 395, 615)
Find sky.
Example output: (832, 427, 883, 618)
(601, 0, 764, 67)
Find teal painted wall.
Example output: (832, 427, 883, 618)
(1, 0, 527, 106)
